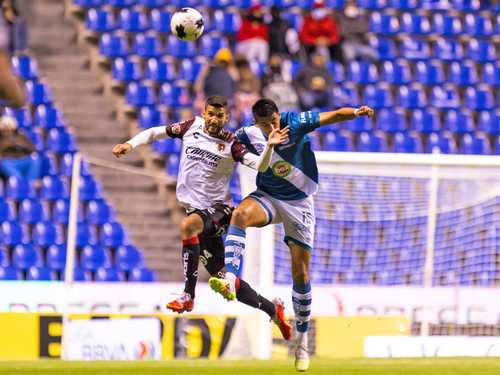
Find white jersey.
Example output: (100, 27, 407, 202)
(166, 116, 248, 211)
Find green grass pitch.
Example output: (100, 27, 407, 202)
(1, 358, 500, 375)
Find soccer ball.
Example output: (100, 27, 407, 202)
(170, 8, 204, 41)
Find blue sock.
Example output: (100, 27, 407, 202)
(292, 281, 312, 333)
(224, 225, 246, 277)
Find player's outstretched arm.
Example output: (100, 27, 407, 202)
(112, 126, 167, 158)
(319, 105, 374, 126)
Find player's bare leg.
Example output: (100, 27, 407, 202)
(209, 197, 268, 301)
(289, 241, 312, 372)
(0, 51, 25, 108)
(166, 213, 204, 313)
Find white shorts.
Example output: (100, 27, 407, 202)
(247, 190, 315, 250)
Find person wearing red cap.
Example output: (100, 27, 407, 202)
(236, 4, 269, 64)
(299, 0, 343, 62)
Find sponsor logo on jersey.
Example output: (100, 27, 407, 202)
(185, 146, 222, 168)
(272, 160, 292, 178)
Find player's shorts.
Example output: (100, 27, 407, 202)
(187, 203, 233, 237)
(247, 190, 315, 250)
(197, 232, 225, 277)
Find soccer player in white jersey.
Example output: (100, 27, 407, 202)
(209, 98, 374, 371)
(112, 95, 293, 340)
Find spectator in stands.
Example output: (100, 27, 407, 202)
(268, 6, 300, 59)
(262, 54, 299, 111)
(0, 115, 41, 180)
(337, 1, 378, 62)
(2, 0, 27, 53)
(194, 47, 237, 112)
(234, 55, 261, 124)
(293, 52, 332, 110)
(0, 0, 24, 108)
(299, 0, 342, 62)
(236, 4, 269, 64)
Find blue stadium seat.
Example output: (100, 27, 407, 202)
(111, 57, 143, 83)
(467, 39, 496, 63)
(52, 199, 70, 224)
(85, 8, 117, 33)
(397, 84, 426, 109)
(80, 245, 111, 271)
(99, 33, 130, 59)
(331, 82, 360, 107)
(478, 110, 500, 136)
(153, 137, 182, 154)
(369, 12, 400, 35)
(79, 176, 102, 201)
(388, 0, 418, 9)
(25, 81, 53, 105)
(58, 153, 91, 177)
(86, 200, 113, 225)
(115, 245, 144, 271)
(73, 0, 105, 8)
(46, 244, 67, 271)
(0, 200, 15, 222)
(11, 55, 39, 81)
(0, 249, 8, 267)
(138, 106, 167, 129)
(95, 267, 124, 282)
(129, 267, 157, 282)
(0, 266, 19, 280)
(357, 131, 388, 152)
(432, 14, 462, 36)
(27, 266, 56, 281)
(18, 199, 49, 224)
(204, 0, 234, 8)
(200, 34, 229, 58)
(133, 33, 163, 59)
(323, 131, 353, 151)
(482, 63, 500, 86)
(400, 13, 431, 35)
(159, 83, 192, 108)
(392, 132, 423, 153)
(213, 10, 240, 34)
(357, 0, 387, 8)
(348, 61, 378, 84)
(451, 0, 481, 11)
(460, 133, 491, 155)
(347, 115, 371, 133)
(426, 132, 457, 154)
(415, 60, 444, 86)
(179, 58, 204, 83)
(77, 224, 97, 247)
(327, 61, 345, 84)
(3, 107, 32, 128)
(108, 0, 139, 8)
(150, 9, 171, 33)
(363, 83, 393, 109)
(464, 86, 494, 111)
(443, 110, 475, 134)
(430, 85, 460, 110)
(369, 36, 397, 60)
(400, 38, 430, 61)
(282, 10, 303, 30)
(125, 82, 156, 107)
(433, 38, 464, 62)
(100, 222, 125, 247)
(139, 0, 168, 7)
(165, 35, 197, 59)
(448, 61, 478, 86)
(12, 244, 42, 270)
(32, 222, 60, 247)
(166, 154, 180, 176)
(496, 136, 500, 155)
(39, 176, 69, 200)
(25, 129, 44, 152)
(410, 109, 441, 134)
(46, 129, 77, 153)
(381, 60, 411, 85)
(1, 222, 25, 246)
(119, 9, 150, 33)
(376, 108, 407, 134)
(34, 105, 64, 128)
(144, 58, 176, 83)
(5, 177, 36, 200)
(39, 153, 57, 177)
(464, 14, 494, 37)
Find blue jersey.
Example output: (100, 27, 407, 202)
(236, 111, 320, 201)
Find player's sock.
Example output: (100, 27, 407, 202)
(292, 281, 312, 335)
(182, 236, 200, 299)
(224, 225, 246, 277)
(236, 278, 276, 319)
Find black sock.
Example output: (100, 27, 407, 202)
(236, 278, 276, 319)
(182, 236, 200, 299)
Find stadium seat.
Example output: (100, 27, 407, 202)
(115, 245, 144, 271)
(3, 107, 32, 128)
(388, 0, 418, 9)
(46, 129, 77, 153)
(12, 244, 42, 270)
(138, 106, 167, 129)
(0, 249, 8, 267)
(432, 14, 462, 36)
(58, 153, 91, 177)
(166, 154, 180, 176)
(348, 61, 378, 84)
(18, 199, 49, 224)
(410, 109, 441, 134)
(464, 14, 494, 37)
(95, 267, 124, 282)
(430, 85, 460, 110)
(1, 222, 25, 246)
(34, 105, 64, 128)
(0, 200, 15, 222)
(46, 244, 67, 271)
(482, 63, 500, 86)
(415, 60, 444, 86)
(150, 9, 171, 33)
(369, 36, 397, 60)
(5, 176, 36, 200)
(392, 132, 423, 153)
(99, 33, 130, 59)
(327, 61, 345, 84)
(376, 108, 407, 134)
(129, 267, 157, 282)
(111, 57, 143, 83)
(77, 224, 97, 248)
(86, 200, 113, 225)
(433, 38, 464, 62)
(425, 132, 457, 154)
(381, 60, 411, 85)
(159, 83, 192, 108)
(200, 34, 229, 58)
(451, 0, 481, 11)
(400, 13, 431, 35)
(0, 266, 19, 280)
(478, 110, 500, 136)
(357, 132, 388, 152)
(39, 176, 69, 200)
(165, 35, 197, 59)
(133, 33, 163, 59)
(358, 0, 387, 8)
(331, 82, 360, 107)
(25, 81, 53, 105)
(125, 82, 156, 107)
(73, 0, 105, 9)
(363, 83, 393, 109)
(464, 85, 494, 111)
(467, 39, 497, 63)
(397, 85, 427, 109)
(282, 10, 303, 30)
(139, 0, 168, 7)
(443, 110, 475, 135)
(369, 12, 400, 35)
(108, 0, 139, 8)
(27, 266, 56, 281)
(11, 55, 39, 81)
(32, 222, 60, 247)
(213, 10, 241, 34)
(400, 38, 430, 61)
(99, 222, 126, 247)
(79, 176, 102, 201)
(495, 136, 500, 155)
(153, 137, 182, 155)
(25, 129, 44, 152)
(119, 9, 150, 33)
(323, 131, 353, 152)
(144, 58, 176, 83)
(448, 61, 478, 86)
(179, 58, 204, 83)
(52, 199, 70, 224)
(80, 245, 111, 271)
(460, 133, 491, 155)
(85, 8, 118, 34)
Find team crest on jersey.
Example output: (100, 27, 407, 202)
(171, 124, 181, 134)
(272, 160, 292, 178)
(217, 143, 225, 152)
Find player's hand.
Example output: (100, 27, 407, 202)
(112, 143, 132, 158)
(355, 106, 375, 118)
(268, 126, 290, 147)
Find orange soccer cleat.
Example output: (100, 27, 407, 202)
(166, 292, 194, 314)
(272, 298, 292, 341)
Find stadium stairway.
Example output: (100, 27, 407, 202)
(25, 0, 183, 281)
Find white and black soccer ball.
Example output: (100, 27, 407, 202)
(170, 8, 204, 41)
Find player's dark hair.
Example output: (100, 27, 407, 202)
(252, 98, 279, 118)
(205, 95, 228, 109)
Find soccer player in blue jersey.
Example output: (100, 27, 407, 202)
(209, 98, 374, 371)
